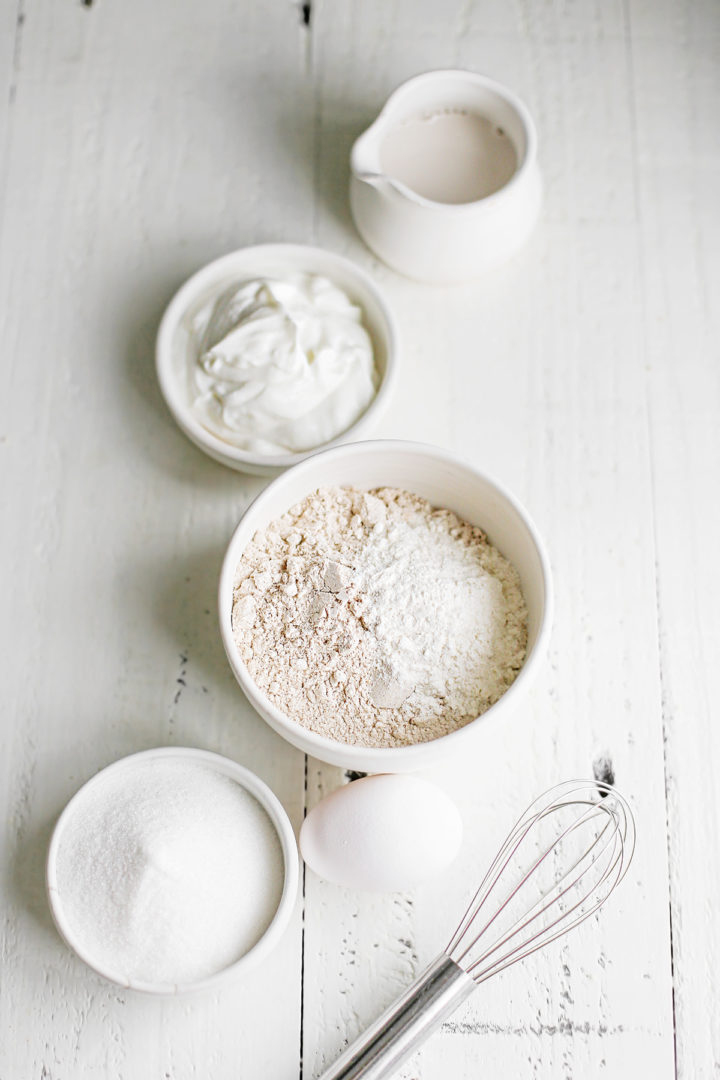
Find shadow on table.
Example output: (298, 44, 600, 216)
(9, 814, 61, 940)
(145, 536, 241, 694)
(274, 98, 380, 239)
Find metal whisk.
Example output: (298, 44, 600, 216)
(318, 779, 635, 1080)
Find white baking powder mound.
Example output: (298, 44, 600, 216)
(54, 759, 285, 985)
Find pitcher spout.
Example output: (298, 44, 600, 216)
(350, 114, 381, 164)
(351, 122, 411, 201)
(353, 170, 397, 197)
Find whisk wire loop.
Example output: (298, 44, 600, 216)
(462, 810, 618, 977)
(451, 801, 597, 962)
(445, 780, 623, 958)
(446, 782, 635, 984)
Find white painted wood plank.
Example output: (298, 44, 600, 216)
(628, 5, 720, 1074)
(0, 1, 313, 1076)
(302, 3, 675, 1078)
(0, 0, 23, 206)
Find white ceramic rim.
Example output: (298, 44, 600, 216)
(353, 69, 538, 213)
(155, 243, 398, 472)
(46, 746, 300, 995)
(219, 439, 554, 770)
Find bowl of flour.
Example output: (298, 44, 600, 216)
(219, 440, 552, 772)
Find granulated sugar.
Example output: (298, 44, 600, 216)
(233, 487, 528, 748)
(55, 759, 284, 985)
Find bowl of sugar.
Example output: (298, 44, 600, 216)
(46, 747, 299, 993)
(219, 439, 553, 773)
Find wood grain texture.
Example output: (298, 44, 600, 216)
(0, 0, 715, 1077)
(0, 1, 309, 1077)
(628, 2, 720, 1074)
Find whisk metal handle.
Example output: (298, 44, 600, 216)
(316, 954, 475, 1080)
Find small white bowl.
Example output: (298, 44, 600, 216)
(219, 440, 553, 773)
(156, 244, 398, 476)
(46, 747, 299, 994)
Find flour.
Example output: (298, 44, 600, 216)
(233, 487, 528, 748)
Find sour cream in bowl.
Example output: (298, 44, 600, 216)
(156, 245, 397, 476)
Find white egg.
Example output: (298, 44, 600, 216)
(299, 773, 463, 892)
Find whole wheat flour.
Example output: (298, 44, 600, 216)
(232, 487, 528, 748)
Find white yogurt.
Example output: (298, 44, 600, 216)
(188, 274, 378, 455)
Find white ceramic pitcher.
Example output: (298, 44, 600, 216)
(349, 70, 542, 284)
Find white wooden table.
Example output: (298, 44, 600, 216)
(1, 1, 718, 1077)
